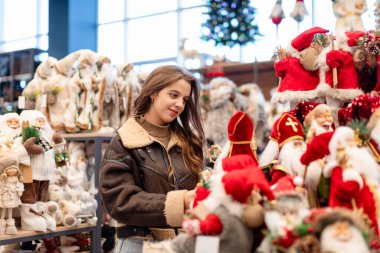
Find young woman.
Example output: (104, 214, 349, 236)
(99, 65, 205, 253)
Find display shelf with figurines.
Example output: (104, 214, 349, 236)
(61, 132, 115, 253)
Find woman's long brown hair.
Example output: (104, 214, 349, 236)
(134, 65, 205, 180)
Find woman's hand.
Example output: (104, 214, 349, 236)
(184, 189, 196, 209)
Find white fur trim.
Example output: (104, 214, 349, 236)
(336, 32, 352, 52)
(316, 83, 332, 97)
(343, 168, 363, 189)
(271, 89, 319, 103)
(325, 88, 363, 102)
(293, 176, 304, 186)
(286, 44, 300, 59)
(259, 139, 279, 167)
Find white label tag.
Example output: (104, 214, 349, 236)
(195, 236, 220, 253)
(41, 94, 47, 108)
(18, 96, 25, 109)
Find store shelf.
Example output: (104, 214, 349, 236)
(61, 132, 115, 252)
(0, 224, 96, 248)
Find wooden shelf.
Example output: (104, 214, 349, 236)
(0, 224, 96, 246)
(61, 132, 115, 141)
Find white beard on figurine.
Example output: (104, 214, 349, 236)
(0, 113, 21, 140)
(278, 140, 307, 178)
(310, 118, 333, 136)
(320, 222, 370, 253)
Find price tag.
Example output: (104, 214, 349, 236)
(195, 236, 219, 253)
(41, 94, 47, 108)
(18, 96, 25, 109)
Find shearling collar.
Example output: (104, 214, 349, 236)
(118, 117, 181, 150)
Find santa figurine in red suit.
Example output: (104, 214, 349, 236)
(318, 31, 364, 108)
(324, 126, 380, 243)
(272, 27, 329, 109)
(293, 101, 334, 144)
(166, 155, 275, 253)
(269, 113, 306, 186)
(214, 111, 259, 170)
(259, 112, 306, 185)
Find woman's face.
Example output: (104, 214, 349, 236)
(145, 79, 191, 126)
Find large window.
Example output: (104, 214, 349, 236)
(98, 0, 377, 69)
(0, 0, 49, 52)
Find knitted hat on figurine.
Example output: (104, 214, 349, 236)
(291, 26, 329, 51)
(351, 94, 380, 122)
(301, 131, 334, 166)
(227, 111, 258, 165)
(0, 153, 19, 175)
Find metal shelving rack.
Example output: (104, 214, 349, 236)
(0, 132, 114, 252)
(62, 132, 115, 252)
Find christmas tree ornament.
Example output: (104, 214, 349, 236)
(270, 0, 285, 43)
(290, 0, 308, 26)
(202, 0, 261, 47)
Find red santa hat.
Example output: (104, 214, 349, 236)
(338, 105, 352, 126)
(275, 112, 304, 149)
(270, 175, 296, 196)
(337, 31, 366, 51)
(226, 111, 258, 165)
(301, 131, 334, 166)
(203, 154, 274, 217)
(291, 26, 329, 52)
(351, 94, 380, 122)
(222, 162, 275, 203)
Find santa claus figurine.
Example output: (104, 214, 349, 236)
(11, 110, 62, 232)
(293, 101, 334, 144)
(324, 126, 380, 242)
(0, 113, 21, 148)
(259, 112, 306, 184)
(317, 208, 371, 253)
(318, 31, 364, 108)
(272, 26, 329, 109)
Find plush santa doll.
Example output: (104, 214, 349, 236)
(11, 110, 62, 232)
(162, 154, 274, 253)
(214, 111, 259, 170)
(318, 31, 364, 108)
(0, 113, 21, 148)
(324, 126, 380, 240)
(272, 27, 329, 108)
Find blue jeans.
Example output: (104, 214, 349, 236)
(114, 237, 144, 253)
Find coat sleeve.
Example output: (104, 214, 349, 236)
(99, 135, 186, 227)
(274, 59, 289, 78)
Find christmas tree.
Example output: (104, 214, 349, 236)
(202, 0, 261, 48)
